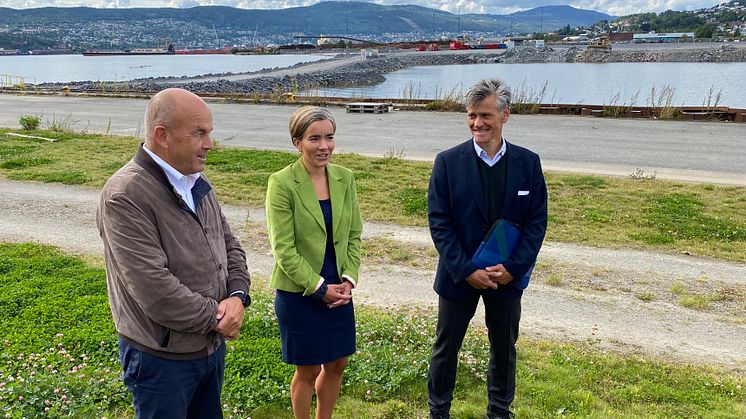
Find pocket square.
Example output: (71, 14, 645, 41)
(517, 190, 529, 196)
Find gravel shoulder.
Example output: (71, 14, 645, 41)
(2, 178, 744, 373)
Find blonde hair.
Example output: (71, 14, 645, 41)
(289, 106, 336, 143)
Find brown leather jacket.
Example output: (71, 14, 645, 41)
(97, 146, 249, 359)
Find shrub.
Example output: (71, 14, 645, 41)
(19, 115, 41, 131)
(425, 99, 465, 112)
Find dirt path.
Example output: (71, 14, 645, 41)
(1, 178, 744, 372)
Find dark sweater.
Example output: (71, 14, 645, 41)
(478, 151, 508, 226)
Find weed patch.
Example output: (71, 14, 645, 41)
(8, 170, 89, 184)
(396, 187, 428, 217)
(0, 156, 53, 169)
(647, 194, 746, 242)
(680, 294, 710, 310)
(19, 115, 41, 131)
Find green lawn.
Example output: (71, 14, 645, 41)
(0, 243, 744, 418)
(1, 129, 745, 262)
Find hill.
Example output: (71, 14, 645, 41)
(0, 2, 613, 51)
(612, 0, 745, 37)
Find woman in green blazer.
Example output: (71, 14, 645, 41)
(266, 106, 362, 419)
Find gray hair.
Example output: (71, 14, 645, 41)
(289, 106, 336, 143)
(465, 78, 512, 111)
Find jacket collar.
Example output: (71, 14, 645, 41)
(291, 158, 347, 234)
(133, 144, 212, 213)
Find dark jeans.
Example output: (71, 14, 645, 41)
(427, 294, 521, 417)
(118, 337, 226, 419)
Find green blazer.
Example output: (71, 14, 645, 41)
(266, 159, 363, 295)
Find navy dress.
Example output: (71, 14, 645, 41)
(275, 199, 356, 365)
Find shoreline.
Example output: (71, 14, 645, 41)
(33, 44, 746, 97)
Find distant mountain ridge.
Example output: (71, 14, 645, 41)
(0, 2, 613, 35)
(0, 2, 614, 51)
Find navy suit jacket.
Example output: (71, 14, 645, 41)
(428, 139, 548, 300)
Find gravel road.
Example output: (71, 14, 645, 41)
(1, 178, 743, 372)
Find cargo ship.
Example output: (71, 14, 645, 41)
(83, 44, 176, 56)
(175, 46, 234, 55)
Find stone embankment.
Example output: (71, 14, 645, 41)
(38, 45, 746, 95)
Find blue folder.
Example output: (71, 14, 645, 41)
(471, 219, 532, 289)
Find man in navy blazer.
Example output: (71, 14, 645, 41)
(427, 79, 548, 419)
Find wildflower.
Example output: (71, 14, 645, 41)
(44, 408, 50, 412)
(54, 388, 60, 394)
(18, 395, 23, 401)
(44, 399, 51, 405)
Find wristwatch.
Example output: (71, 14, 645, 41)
(231, 291, 251, 308)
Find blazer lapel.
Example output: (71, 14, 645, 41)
(502, 142, 525, 214)
(292, 159, 326, 233)
(327, 164, 348, 237)
(459, 140, 488, 222)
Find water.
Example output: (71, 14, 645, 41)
(0, 54, 328, 83)
(2, 55, 744, 107)
(307, 62, 746, 108)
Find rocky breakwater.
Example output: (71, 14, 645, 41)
(36, 53, 503, 95)
(572, 44, 746, 63)
(147, 52, 507, 95)
(482, 44, 746, 64)
(151, 45, 746, 94)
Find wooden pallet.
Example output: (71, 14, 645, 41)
(345, 102, 391, 114)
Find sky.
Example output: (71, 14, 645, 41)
(0, 0, 722, 17)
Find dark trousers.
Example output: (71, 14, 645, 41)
(427, 294, 521, 417)
(119, 337, 226, 419)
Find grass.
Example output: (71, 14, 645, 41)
(545, 273, 563, 286)
(0, 129, 745, 262)
(636, 292, 655, 302)
(1, 243, 744, 418)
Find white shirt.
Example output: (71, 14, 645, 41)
(473, 138, 507, 167)
(142, 145, 201, 212)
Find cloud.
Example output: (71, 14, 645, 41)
(0, 0, 720, 15)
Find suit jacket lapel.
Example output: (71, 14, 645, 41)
(292, 159, 326, 233)
(459, 140, 488, 222)
(502, 142, 525, 215)
(327, 164, 347, 237)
